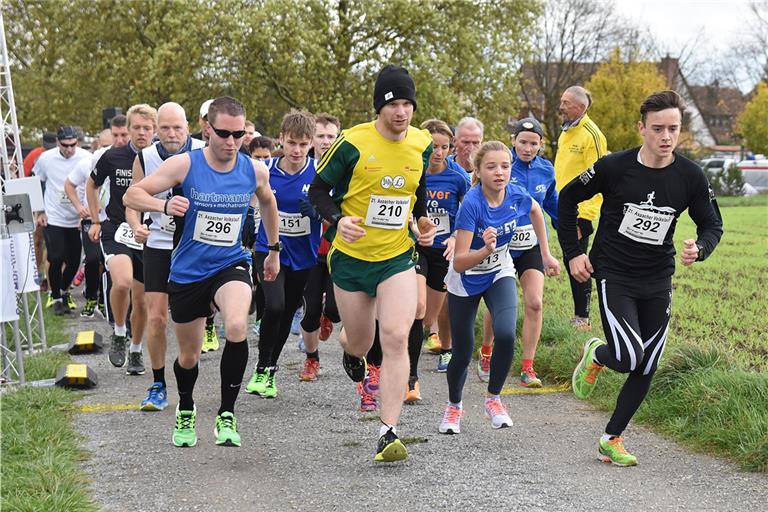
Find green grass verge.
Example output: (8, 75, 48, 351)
(1, 302, 97, 511)
(471, 200, 768, 471)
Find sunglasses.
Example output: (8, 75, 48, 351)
(59, 141, 78, 148)
(209, 124, 246, 140)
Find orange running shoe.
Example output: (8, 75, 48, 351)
(298, 358, 321, 381)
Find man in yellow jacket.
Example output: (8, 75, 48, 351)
(554, 85, 608, 331)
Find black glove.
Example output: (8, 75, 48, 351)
(241, 206, 256, 249)
(299, 198, 322, 222)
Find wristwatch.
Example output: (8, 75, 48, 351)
(267, 242, 282, 252)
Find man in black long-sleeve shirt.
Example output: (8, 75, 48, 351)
(558, 90, 723, 466)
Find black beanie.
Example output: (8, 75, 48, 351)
(373, 65, 417, 114)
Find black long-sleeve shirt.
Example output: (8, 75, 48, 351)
(557, 148, 723, 280)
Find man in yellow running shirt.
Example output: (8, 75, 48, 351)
(308, 64, 436, 463)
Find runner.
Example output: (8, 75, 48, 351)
(308, 65, 436, 462)
(244, 110, 321, 397)
(489, 117, 561, 388)
(65, 116, 129, 318)
(411, 119, 470, 390)
(33, 126, 91, 315)
(561, 90, 722, 466)
(123, 102, 206, 411)
(296, 113, 342, 381)
(124, 96, 280, 447)
(438, 141, 559, 435)
(87, 105, 156, 374)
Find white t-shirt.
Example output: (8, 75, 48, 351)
(66, 147, 109, 223)
(33, 147, 91, 228)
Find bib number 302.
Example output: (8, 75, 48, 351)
(192, 211, 241, 247)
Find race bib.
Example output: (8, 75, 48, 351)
(115, 222, 143, 250)
(618, 205, 673, 245)
(509, 224, 537, 250)
(365, 195, 410, 230)
(466, 244, 509, 275)
(60, 191, 72, 206)
(159, 214, 176, 234)
(192, 211, 241, 247)
(279, 211, 311, 237)
(429, 211, 450, 236)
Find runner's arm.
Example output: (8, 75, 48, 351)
(124, 153, 189, 214)
(557, 164, 605, 260)
(308, 174, 341, 224)
(687, 174, 723, 262)
(125, 156, 145, 230)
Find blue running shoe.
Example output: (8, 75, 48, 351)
(297, 333, 306, 353)
(290, 308, 302, 335)
(437, 351, 452, 373)
(140, 382, 168, 411)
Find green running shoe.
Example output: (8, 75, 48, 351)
(214, 412, 241, 447)
(45, 293, 54, 308)
(245, 367, 269, 395)
(599, 436, 638, 466)
(201, 322, 219, 353)
(62, 292, 77, 311)
(374, 428, 408, 462)
(572, 337, 606, 399)
(80, 298, 98, 318)
(172, 406, 197, 447)
(261, 369, 277, 399)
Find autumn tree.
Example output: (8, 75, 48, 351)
(585, 49, 667, 152)
(737, 81, 768, 155)
(4, 0, 540, 142)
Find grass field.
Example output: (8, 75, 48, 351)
(1, 302, 97, 511)
(493, 194, 768, 471)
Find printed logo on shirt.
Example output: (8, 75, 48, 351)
(578, 166, 596, 185)
(302, 183, 310, 195)
(536, 184, 547, 194)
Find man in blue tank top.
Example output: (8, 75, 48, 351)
(124, 96, 280, 449)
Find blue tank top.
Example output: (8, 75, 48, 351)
(170, 149, 255, 283)
(255, 157, 321, 271)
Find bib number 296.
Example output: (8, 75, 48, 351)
(193, 211, 241, 247)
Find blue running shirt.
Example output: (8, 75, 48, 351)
(256, 157, 321, 271)
(445, 183, 533, 296)
(170, 149, 255, 283)
(425, 159, 471, 248)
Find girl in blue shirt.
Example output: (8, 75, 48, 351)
(439, 141, 559, 435)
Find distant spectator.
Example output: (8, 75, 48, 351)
(23, 132, 56, 177)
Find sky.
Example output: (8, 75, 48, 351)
(613, 0, 758, 89)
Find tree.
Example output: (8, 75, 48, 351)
(4, 0, 541, 142)
(585, 49, 667, 152)
(737, 81, 768, 155)
(518, 0, 641, 158)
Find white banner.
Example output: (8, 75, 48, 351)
(11, 232, 40, 293)
(1, 239, 20, 322)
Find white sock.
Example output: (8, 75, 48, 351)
(485, 394, 500, 402)
(129, 342, 142, 353)
(114, 324, 127, 337)
(379, 424, 396, 437)
(449, 401, 462, 409)
(601, 434, 614, 442)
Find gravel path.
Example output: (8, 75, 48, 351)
(64, 312, 766, 512)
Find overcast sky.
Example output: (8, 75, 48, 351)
(613, 0, 758, 89)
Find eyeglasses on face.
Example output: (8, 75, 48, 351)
(209, 124, 246, 140)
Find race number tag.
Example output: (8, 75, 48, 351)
(60, 191, 72, 206)
(365, 195, 410, 229)
(509, 224, 537, 250)
(159, 214, 176, 234)
(618, 206, 673, 245)
(466, 244, 509, 275)
(279, 211, 311, 237)
(192, 211, 241, 247)
(115, 222, 143, 250)
(429, 211, 450, 236)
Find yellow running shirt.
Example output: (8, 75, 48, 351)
(316, 121, 432, 262)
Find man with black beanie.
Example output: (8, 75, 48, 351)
(308, 64, 437, 462)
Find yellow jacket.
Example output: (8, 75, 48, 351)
(555, 114, 608, 221)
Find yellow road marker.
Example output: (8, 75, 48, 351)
(501, 383, 571, 395)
